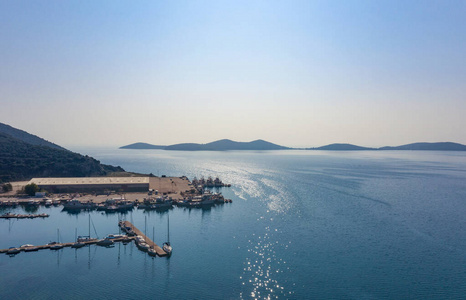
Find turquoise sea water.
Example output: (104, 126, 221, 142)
(1, 149, 466, 299)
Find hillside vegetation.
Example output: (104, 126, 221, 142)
(0, 122, 66, 150)
(0, 132, 124, 183)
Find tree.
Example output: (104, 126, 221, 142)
(24, 183, 39, 196)
(2, 183, 12, 192)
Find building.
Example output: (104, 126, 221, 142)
(29, 177, 150, 193)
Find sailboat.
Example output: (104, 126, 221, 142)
(50, 228, 64, 250)
(162, 214, 172, 255)
(77, 215, 98, 243)
(148, 226, 157, 257)
(71, 227, 85, 248)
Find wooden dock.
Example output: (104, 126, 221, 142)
(119, 221, 167, 257)
(0, 236, 134, 254)
(0, 213, 49, 219)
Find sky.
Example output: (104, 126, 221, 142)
(1, 0, 465, 148)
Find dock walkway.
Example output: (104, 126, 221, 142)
(119, 221, 167, 257)
(0, 236, 133, 254)
(0, 213, 49, 219)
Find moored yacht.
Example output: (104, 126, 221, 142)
(163, 214, 172, 255)
(96, 238, 114, 247)
(63, 199, 95, 210)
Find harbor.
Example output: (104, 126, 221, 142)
(0, 176, 232, 211)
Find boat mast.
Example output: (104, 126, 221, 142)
(88, 214, 91, 238)
(167, 214, 170, 243)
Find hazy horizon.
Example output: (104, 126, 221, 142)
(2, 1, 465, 148)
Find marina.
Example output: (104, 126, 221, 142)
(1, 215, 169, 258)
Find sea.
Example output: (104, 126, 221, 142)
(1, 149, 466, 299)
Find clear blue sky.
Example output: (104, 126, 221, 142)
(1, 0, 465, 147)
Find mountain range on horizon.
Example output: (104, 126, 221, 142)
(120, 140, 466, 151)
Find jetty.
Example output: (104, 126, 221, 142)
(0, 213, 49, 219)
(0, 236, 134, 254)
(119, 220, 167, 257)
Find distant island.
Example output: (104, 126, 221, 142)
(0, 122, 125, 183)
(121, 139, 289, 151)
(306, 142, 466, 151)
(309, 143, 376, 151)
(378, 142, 466, 151)
(121, 140, 466, 152)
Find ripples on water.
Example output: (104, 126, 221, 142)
(2, 149, 466, 299)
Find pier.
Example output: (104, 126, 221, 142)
(0, 236, 134, 254)
(0, 213, 49, 219)
(119, 220, 167, 257)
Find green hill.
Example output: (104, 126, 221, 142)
(0, 130, 124, 183)
(0, 122, 66, 151)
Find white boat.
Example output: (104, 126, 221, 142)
(71, 241, 85, 248)
(117, 200, 134, 211)
(50, 244, 64, 250)
(96, 238, 114, 246)
(162, 214, 172, 255)
(147, 227, 157, 257)
(137, 242, 149, 251)
(135, 235, 146, 244)
(148, 247, 157, 257)
(27, 199, 40, 207)
(77, 215, 98, 243)
(44, 199, 52, 206)
(63, 199, 95, 210)
(71, 228, 86, 248)
(50, 229, 64, 250)
(7, 247, 21, 255)
(23, 245, 39, 252)
(162, 242, 172, 254)
(105, 234, 126, 239)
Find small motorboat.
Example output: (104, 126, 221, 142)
(137, 242, 150, 252)
(148, 247, 157, 257)
(71, 242, 86, 248)
(7, 247, 21, 255)
(105, 234, 125, 240)
(50, 243, 64, 250)
(50, 229, 64, 250)
(96, 238, 114, 247)
(162, 214, 173, 255)
(24, 246, 39, 252)
(162, 242, 172, 255)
